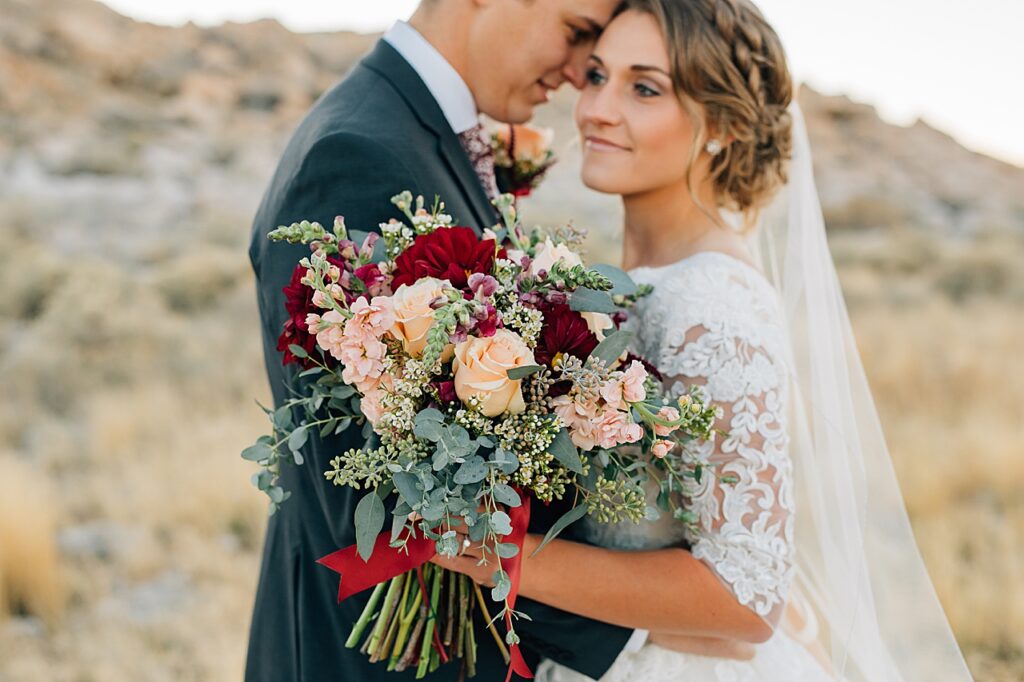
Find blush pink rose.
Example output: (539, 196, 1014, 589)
(452, 329, 535, 417)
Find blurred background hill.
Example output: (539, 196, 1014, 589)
(1, 0, 1022, 679)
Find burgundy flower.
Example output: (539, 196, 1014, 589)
(353, 262, 388, 297)
(534, 303, 599, 368)
(391, 226, 499, 290)
(277, 263, 320, 368)
(276, 258, 344, 368)
(433, 380, 457, 404)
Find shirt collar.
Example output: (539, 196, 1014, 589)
(382, 21, 479, 135)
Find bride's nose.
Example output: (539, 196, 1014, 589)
(578, 81, 623, 128)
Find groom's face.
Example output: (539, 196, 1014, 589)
(465, 0, 621, 123)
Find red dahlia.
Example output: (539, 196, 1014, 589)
(390, 226, 499, 290)
(533, 303, 599, 368)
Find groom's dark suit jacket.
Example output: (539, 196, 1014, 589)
(245, 40, 633, 681)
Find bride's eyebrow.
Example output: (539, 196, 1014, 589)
(631, 65, 671, 77)
(587, 55, 669, 78)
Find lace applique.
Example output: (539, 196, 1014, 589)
(626, 253, 795, 624)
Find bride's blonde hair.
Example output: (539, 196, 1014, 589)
(620, 0, 794, 229)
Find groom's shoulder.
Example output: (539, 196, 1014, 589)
(294, 44, 427, 158)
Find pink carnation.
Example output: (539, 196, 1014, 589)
(655, 406, 681, 437)
(621, 360, 648, 403)
(595, 407, 642, 449)
(652, 439, 673, 459)
(316, 296, 396, 394)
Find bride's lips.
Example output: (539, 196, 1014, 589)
(584, 135, 630, 152)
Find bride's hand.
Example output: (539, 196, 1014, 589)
(648, 631, 756, 661)
(427, 513, 538, 588)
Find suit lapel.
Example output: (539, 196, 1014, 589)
(360, 41, 496, 232)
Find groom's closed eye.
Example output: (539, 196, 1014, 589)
(566, 16, 602, 47)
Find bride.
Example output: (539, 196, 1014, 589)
(436, 0, 972, 679)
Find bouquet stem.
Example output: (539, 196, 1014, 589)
(345, 580, 386, 648)
(416, 564, 446, 677)
(473, 582, 511, 664)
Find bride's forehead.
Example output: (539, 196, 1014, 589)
(595, 11, 670, 66)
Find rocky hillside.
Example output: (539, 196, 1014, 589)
(1, 0, 1022, 260)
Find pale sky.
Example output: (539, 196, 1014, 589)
(100, 0, 1024, 167)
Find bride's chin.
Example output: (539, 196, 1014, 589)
(580, 166, 626, 195)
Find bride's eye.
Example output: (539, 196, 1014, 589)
(635, 82, 661, 98)
(585, 67, 607, 86)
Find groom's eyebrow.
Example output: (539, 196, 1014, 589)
(576, 15, 604, 37)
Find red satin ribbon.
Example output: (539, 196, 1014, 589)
(316, 491, 534, 681)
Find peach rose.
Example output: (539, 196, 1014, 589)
(453, 329, 535, 417)
(580, 311, 614, 341)
(530, 238, 582, 277)
(496, 124, 554, 166)
(389, 277, 448, 357)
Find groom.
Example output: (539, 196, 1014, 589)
(245, 1, 637, 680)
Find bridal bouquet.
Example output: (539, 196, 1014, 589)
(242, 192, 716, 679)
(489, 122, 557, 197)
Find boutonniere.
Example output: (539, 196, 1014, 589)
(488, 122, 557, 198)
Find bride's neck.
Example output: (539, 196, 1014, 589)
(620, 179, 722, 272)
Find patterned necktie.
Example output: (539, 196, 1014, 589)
(457, 122, 499, 202)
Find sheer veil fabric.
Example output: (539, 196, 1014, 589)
(742, 94, 972, 680)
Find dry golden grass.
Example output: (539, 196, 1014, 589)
(0, 455, 64, 626)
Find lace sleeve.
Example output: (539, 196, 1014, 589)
(651, 263, 795, 629)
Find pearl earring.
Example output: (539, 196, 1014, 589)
(705, 138, 723, 155)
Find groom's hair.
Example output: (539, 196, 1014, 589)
(621, 0, 793, 224)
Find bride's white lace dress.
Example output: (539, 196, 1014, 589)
(537, 252, 835, 682)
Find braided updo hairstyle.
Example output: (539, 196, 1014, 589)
(619, 0, 793, 225)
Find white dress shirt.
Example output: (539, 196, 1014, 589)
(382, 21, 479, 135)
(383, 16, 650, 661)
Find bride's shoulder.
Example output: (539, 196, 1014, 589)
(631, 251, 785, 341)
(633, 251, 776, 307)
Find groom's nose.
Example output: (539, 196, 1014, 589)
(561, 48, 591, 90)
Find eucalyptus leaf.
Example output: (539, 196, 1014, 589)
(391, 512, 408, 543)
(506, 364, 543, 380)
(437, 424, 474, 459)
(354, 491, 385, 561)
(420, 501, 446, 522)
(491, 569, 511, 602)
(413, 408, 446, 442)
(569, 287, 616, 314)
(491, 510, 513, 536)
(241, 442, 273, 462)
(548, 428, 584, 474)
(490, 447, 520, 474)
(453, 455, 487, 484)
(496, 542, 520, 559)
(393, 471, 423, 506)
(531, 504, 587, 557)
(287, 425, 309, 453)
(331, 384, 356, 400)
(492, 484, 522, 508)
(288, 344, 309, 359)
(590, 330, 635, 367)
(272, 405, 293, 431)
(431, 448, 450, 472)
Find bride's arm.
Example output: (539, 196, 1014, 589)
(434, 532, 773, 644)
(435, 311, 795, 647)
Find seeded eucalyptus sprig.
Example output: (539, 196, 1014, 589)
(268, 217, 350, 256)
